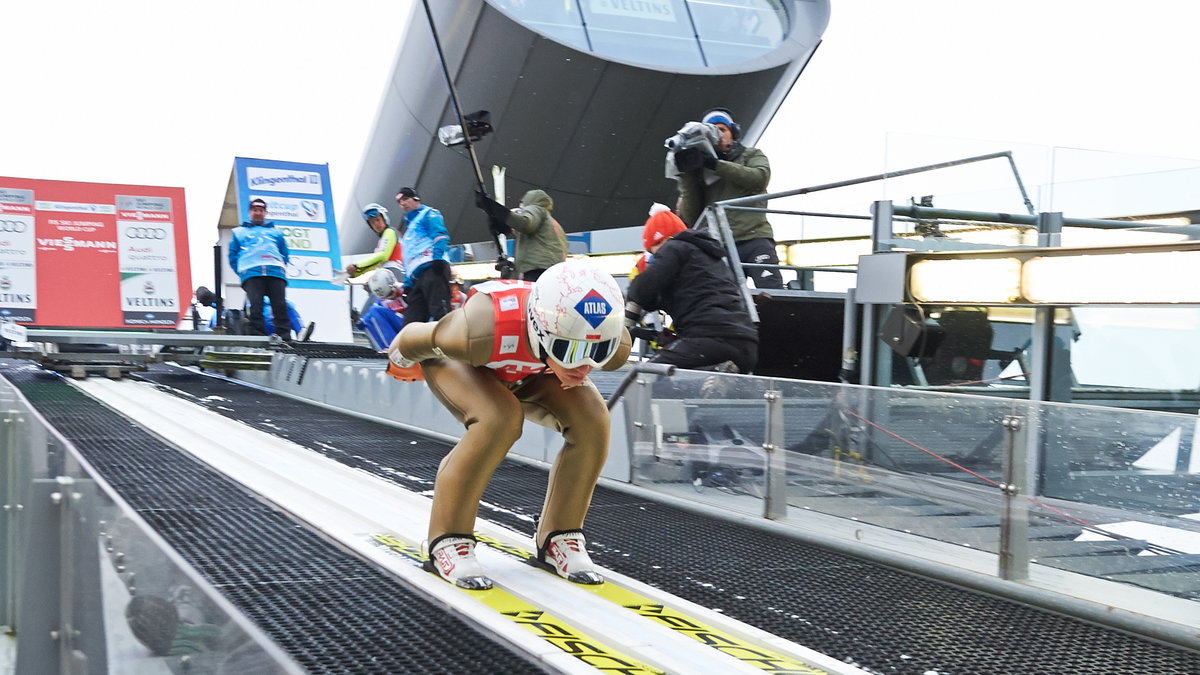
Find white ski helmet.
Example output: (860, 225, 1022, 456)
(368, 268, 399, 300)
(526, 259, 624, 368)
(362, 203, 390, 226)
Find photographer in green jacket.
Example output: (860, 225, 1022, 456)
(676, 108, 782, 289)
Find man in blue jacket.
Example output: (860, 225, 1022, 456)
(395, 186, 452, 323)
(227, 198, 293, 339)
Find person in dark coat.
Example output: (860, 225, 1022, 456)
(625, 205, 758, 373)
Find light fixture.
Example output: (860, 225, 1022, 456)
(909, 258, 1021, 304)
(895, 240, 1200, 306)
(1023, 251, 1200, 304)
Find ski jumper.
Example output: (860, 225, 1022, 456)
(351, 227, 404, 280)
(392, 280, 632, 545)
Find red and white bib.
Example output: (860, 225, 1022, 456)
(472, 280, 545, 383)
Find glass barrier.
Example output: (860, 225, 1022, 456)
(627, 369, 1200, 601)
(0, 377, 301, 674)
(629, 370, 775, 516)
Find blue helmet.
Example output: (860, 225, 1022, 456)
(362, 203, 390, 226)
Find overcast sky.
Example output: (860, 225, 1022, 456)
(4, 0, 1200, 287)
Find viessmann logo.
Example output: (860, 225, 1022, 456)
(121, 210, 170, 221)
(37, 237, 118, 251)
(125, 226, 168, 240)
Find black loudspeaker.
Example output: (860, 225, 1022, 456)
(753, 294, 847, 381)
(880, 307, 944, 358)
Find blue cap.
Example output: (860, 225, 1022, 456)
(702, 110, 734, 127)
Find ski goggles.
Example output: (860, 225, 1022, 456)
(363, 208, 382, 219)
(546, 335, 618, 369)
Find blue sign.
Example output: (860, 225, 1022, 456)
(234, 157, 342, 291)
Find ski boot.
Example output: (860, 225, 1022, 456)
(423, 533, 493, 590)
(536, 529, 604, 585)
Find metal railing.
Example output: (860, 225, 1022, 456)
(0, 376, 301, 674)
(691, 151, 1046, 310)
(610, 366, 1200, 651)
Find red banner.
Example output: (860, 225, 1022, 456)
(0, 177, 190, 328)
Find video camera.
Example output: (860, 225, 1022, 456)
(437, 110, 494, 148)
(664, 121, 720, 178)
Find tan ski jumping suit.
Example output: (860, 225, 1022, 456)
(392, 286, 632, 547)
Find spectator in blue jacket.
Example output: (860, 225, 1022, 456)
(395, 186, 452, 323)
(227, 198, 293, 339)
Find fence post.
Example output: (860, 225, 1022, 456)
(999, 415, 1030, 580)
(763, 387, 788, 520)
(1, 408, 21, 632)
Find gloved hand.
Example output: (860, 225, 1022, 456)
(386, 345, 423, 381)
(475, 190, 512, 220)
(702, 154, 718, 170)
(387, 361, 424, 382)
(495, 256, 516, 279)
(473, 189, 492, 209)
(629, 326, 658, 342)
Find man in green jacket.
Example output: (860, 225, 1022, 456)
(476, 188, 568, 282)
(676, 108, 783, 289)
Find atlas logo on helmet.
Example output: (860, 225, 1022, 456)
(575, 290, 612, 329)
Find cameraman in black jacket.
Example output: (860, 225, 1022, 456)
(625, 205, 758, 374)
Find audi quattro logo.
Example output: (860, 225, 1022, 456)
(1, 219, 29, 233)
(125, 226, 167, 240)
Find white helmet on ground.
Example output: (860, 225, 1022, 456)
(362, 203, 390, 226)
(526, 259, 624, 368)
(368, 268, 399, 300)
